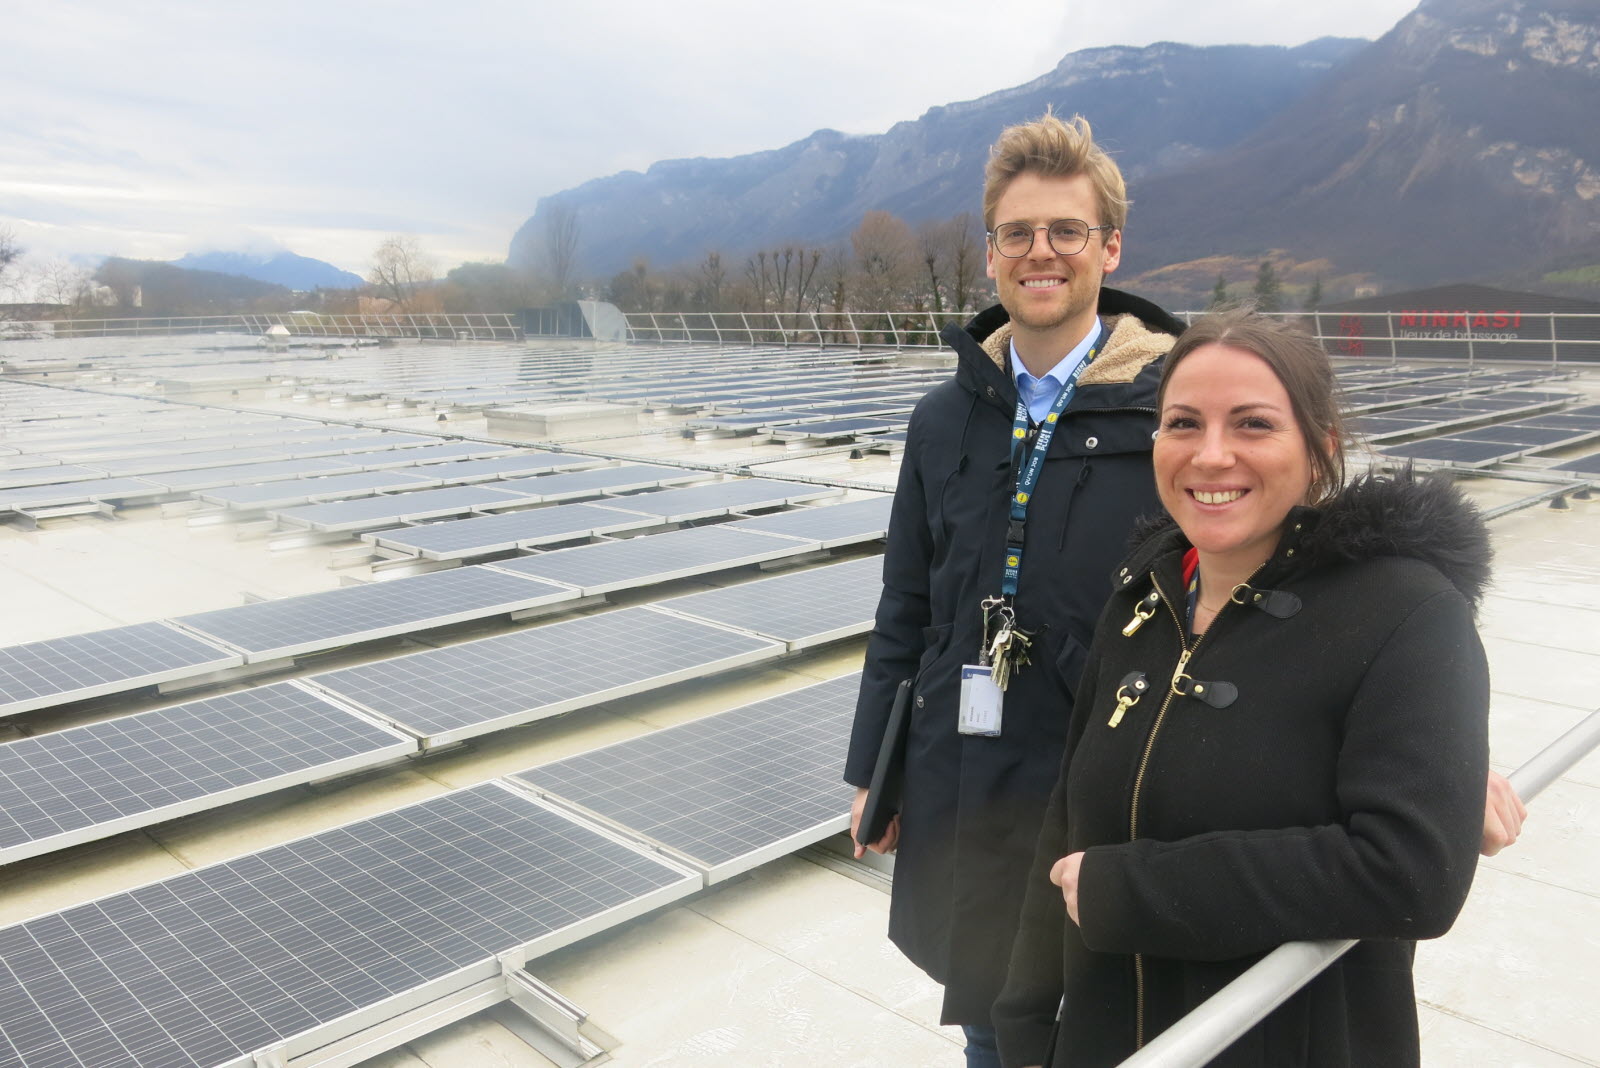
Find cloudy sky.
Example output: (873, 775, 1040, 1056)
(3, 0, 1422, 282)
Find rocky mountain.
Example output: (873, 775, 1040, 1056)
(1120, 0, 1600, 296)
(171, 250, 364, 291)
(508, 37, 1365, 278)
(510, 0, 1600, 307)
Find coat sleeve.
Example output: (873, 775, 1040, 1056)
(844, 406, 936, 787)
(991, 648, 1105, 1067)
(1076, 588, 1490, 961)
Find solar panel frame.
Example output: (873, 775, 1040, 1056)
(363, 502, 659, 560)
(196, 470, 442, 511)
(0, 680, 416, 866)
(718, 495, 893, 548)
(173, 566, 580, 662)
(766, 416, 909, 440)
(138, 456, 357, 493)
(0, 781, 699, 1068)
(487, 525, 813, 595)
(352, 441, 517, 470)
(272, 485, 534, 533)
(391, 452, 610, 484)
(484, 463, 710, 503)
(656, 556, 883, 650)
(0, 477, 168, 513)
(513, 672, 859, 883)
(0, 622, 244, 718)
(309, 605, 784, 746)
(1378, 439, 1518, 467)
(85, 445, 298, 477)
(607, 478, 841, 523)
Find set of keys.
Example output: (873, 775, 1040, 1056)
(981, 596, 1034, 691)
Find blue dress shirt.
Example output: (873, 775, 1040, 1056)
(1008, 317, 1103, 425)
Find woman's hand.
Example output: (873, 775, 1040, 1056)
(1049, 852, 1085, 926)
(850, 786, 900, 859)
(1481, 770, 1527, 857)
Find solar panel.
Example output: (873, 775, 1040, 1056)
(720, 495, 893, 547)
(354, 441, 516, 469)
(174, 566, 579, 662)
(395, 452, 608, 483)
(0, 477, 166, 513)
(197, 470, 441, 510)
(514, 672, 859, 881)
(658, 555, 882, 649)
(1446, 424, 1590, 447)
(310, 606, 782, 745)
(1550, 453, 1600, 475)
(488, 463, 709, 502)
(365, 501, 658, 560)
(0, 622, 243, 718)
(0, 464, 98, 490)
(1379, 439, 1518, 467)
(87, 446, 296, 477)
(609, 478, 840, 522)
(489, 525, 811, 595)
(0, 782, 697, 1068)
(0, 681, 415, 865)
(1520, 413, 1600, 431)
(273, 484, 533, 533)
(767, 417, 908, 439)
(139, 456, 356, 493)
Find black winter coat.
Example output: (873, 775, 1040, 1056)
(846, 290, 1184, 1025)
(994, 472, 1493, 1067)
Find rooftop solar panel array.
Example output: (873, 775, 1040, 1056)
(489, 525, 810, 595)
(272, 484, 533, 532)
(197, 469, 442, 510)
(175, 566, 579, 662)
(488, 463, 709, 502)
(659, 555, 883, 650)
(0, 681, 414, 865)
(0, 782, 697, 1068)
(364, 501, 658, 560)
(719, 495, 893, 546)
(605, 478, 840, 522)
(0, 623, 241, 718)
(310, 606, 783, 745)
(514, 672, 858, 881)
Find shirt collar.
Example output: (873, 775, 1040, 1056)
(1008, 316, 1104, 388)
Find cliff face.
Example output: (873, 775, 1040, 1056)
(511, 0, 1600, 300)
(1122, 0, 1600, 286)
(508, 38, 1363, 276)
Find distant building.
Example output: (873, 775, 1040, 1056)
(1319, 284, 1600, 362)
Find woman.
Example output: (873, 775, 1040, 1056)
(993, 311, 1491, 1067)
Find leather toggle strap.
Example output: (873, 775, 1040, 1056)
(1172, 675, 1239, 709)
(1232, 584, 1302, 619)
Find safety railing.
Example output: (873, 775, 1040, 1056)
(1114, 704, 1600, 1068)
(0, 312, 522, 342)
(621, 309, 1600, 366)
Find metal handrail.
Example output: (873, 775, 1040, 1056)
(1115, 705, 1600, 1068)
(616, 309, 1600, 366)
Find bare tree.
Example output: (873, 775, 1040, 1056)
(544, 203, 580, 299)
(946, 212, 984, 314)
(31, 258, 93, 317)
(696, 250, 726, 310)
(367, 236, 434, 311)
(851, 211, 916, 312)
(0, 227, 22, 297)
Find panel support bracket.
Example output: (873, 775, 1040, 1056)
(492, 951, 610, 1066)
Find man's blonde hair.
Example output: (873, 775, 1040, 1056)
(982, 112, 1129, 235)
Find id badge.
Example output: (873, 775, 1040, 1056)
(958, 664, 1003, 736)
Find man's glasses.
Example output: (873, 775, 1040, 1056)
(987, 219, 1111, 258)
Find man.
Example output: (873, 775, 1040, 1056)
(845, 112, 1182, 1068)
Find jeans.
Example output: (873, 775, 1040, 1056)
(961, 1024, 1001, 1068)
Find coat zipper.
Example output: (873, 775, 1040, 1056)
(1125, 560, 1265, 1050)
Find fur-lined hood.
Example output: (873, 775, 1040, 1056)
(1123, 469, 1493, 611)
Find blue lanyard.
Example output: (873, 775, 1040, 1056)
(1000, 325, 1103, 599)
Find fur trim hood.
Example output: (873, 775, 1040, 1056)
(1124, 469, 1493, 611)
(978, 313, 1175, 386)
